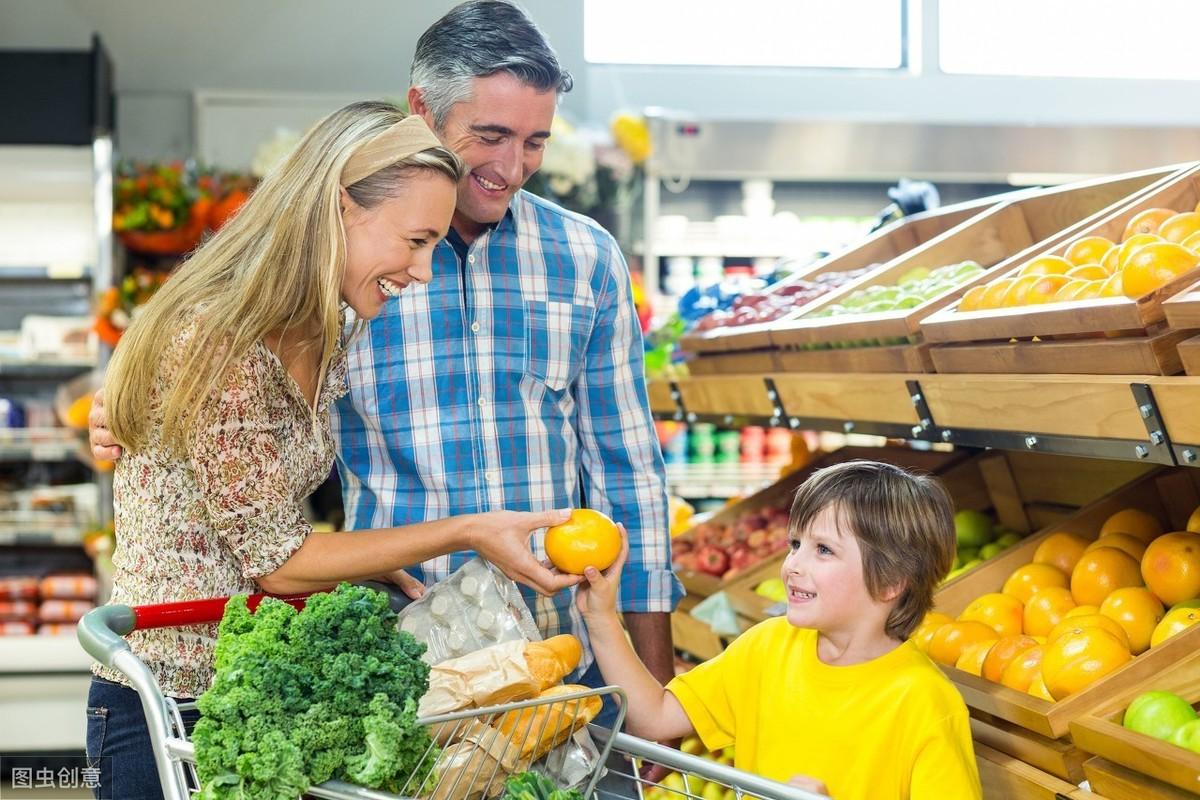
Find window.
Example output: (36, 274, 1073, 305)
(583, 0, 906, 69)
(940, 0, 1200, 80)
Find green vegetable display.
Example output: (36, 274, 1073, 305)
(501, 770, 585, 800)
(192, 583, 436, 800)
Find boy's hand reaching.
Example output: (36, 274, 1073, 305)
(788, 775, 830, 797)
(575, 523, 629, 620)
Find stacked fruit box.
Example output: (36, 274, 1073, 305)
(1163, 276, 1200, 376)
(765, 166, 1182, 374)
(1070, 646, 1200, 799)
(678, 193, 1007, 372)
(921, 163, 1200, 375)
(724, 451, 1150, 626)
(925, 467, 1200, 790)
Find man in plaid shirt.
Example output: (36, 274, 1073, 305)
(332, 0, 683, 692)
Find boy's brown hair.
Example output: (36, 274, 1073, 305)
(788, 459, 956, 640)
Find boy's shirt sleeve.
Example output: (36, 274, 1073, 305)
(910, 707, 982, 800)
(665, 624, 759, 752)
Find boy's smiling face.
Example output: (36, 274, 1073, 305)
(782, 504, 900, 645)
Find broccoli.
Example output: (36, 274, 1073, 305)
(501, 770, 586, 800)
(193, 583, 438, 800)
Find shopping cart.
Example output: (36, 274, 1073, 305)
(589, 729, 827, 800)
(78, 592, 625, 800)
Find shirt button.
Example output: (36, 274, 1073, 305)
(478, 397, 487, 408)
(471, 321, 480, 333)
(467, 254, 476, 265)
(485, 471, 497, 483)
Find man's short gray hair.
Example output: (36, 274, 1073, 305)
(411, 0, 573, 129)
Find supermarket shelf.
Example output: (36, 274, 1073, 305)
(0, 356, 93, 380)
(0, 635, 91, 674)
(666, 461, 784, 499)
(0, 522, 87, 547)
(648, 373, 1200, 466)
(0, 428, 85, 462)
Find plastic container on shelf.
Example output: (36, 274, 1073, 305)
(661, 424, 689, 465)
(688, 423, 716, 464)
(764, 427, 794, 464)
(714, 429, 742, 464)
(740, 426, 766, 463)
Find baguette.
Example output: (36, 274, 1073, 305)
(522, 634, 582, 691)
(491, 684, 602, 762)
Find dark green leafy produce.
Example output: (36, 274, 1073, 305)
(193, 583, 436, 800)
(501, 770, 585, 800)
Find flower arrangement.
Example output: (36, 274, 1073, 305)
(93, 268, 169, 347)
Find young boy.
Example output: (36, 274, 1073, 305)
(579, 461, 981, 800)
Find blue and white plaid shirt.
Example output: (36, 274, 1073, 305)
(331, 190, 683, 675)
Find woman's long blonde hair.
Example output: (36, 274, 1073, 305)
(105, 100, 462, 456)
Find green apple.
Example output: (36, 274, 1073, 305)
(979, 542, 1005, 560)
(701, 783, 725, 800)
(1169, 718, 1200, 753)
(680, 736, 704, 756)
(1124, 691, 1198, 741)
(995, 532, 1022, 549)
(957, 547, 979, 564)
(1170, 599, 1200, 612)
(955, 510, 995, 548)
(960, 558, 983, 572)
(898, 267, 931, 286)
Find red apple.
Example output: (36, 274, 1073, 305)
(695, 545, 731, 577)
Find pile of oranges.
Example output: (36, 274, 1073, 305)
(960, 205, 1200, 312)
(912, 505, 1200, 703)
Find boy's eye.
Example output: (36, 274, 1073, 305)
(817, 543, 834, 556)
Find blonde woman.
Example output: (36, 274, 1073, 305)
(86, 101, 578, 800)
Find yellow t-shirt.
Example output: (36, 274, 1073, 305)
(667, 618, 981, 800)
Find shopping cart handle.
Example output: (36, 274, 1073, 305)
(77, 605, 137, 668)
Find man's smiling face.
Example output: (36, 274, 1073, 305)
(414, 72, 557, 240)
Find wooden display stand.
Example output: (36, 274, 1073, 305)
(1082, 757, 1197, 800)
(932, 468, 1200, 766)
(922, 164, 1200, 375)
(763, 166, 1182, 374)
(1070, 647, 1200, 797)
(976, 743, 1108, 800)
(1164, 279, 1200, 377)
(679, 195, 1006, 356)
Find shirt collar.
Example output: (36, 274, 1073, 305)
(445, 192, 524, 252)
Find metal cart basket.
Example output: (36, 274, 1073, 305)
(78, 592, 824, 800)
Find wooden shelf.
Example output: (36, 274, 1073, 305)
(650, 373, 1200, 465)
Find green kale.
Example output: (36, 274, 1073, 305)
(502, 770, 585, 800)
(193, 583, 437, 800)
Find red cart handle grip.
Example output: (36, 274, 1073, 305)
(130, 592, 313, 629)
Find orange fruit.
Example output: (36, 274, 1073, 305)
(1100, 509, 1164, 544)
(1098, 586, 1164, 654)
(544, 508, 621, 575)
(981, 634, 1040, 683)
(978, 278, 1017, 310)
(1028, 670, 1055, 701)
(1098, 271, 1124, 297)
(1047, 613, 1131, 650)
(1121, 208, 1176, 241)
(958, 285, 987, 313)
(1065, 264, 1109, 281)
(1086, 533, 1148, 562)
(1078, 280, 1106, 300)
(1024, 275, 1072, 305)
(1003, 563, 1070, 604)
(1150, 606, 1200, 647)
(1053, 279, 1091, 303)
(1189, 505, 1200, 534)
(1003, 274, 1043, 306)
(999, 644, 1045, 692)
(955, 639, 999, 676)
(1019, 255, 1074, 277)
(1141, 531, 1200, 606)
(1117, 233, 1162, 270)
(1183, 230, 1200, 253)
(1157, 211, 1200, 244)
(959, 592, 1024, 638)
(1122, 242, 1200, 298)
(1064, 236, 1115, 267)
(909, 612, 953, 653)
(1070, 546, 1144, 606)
(1033, 532, 1091, 575)
(1024, 587, 1077, 637)
(1101, 245, 1121, 274)
(1066, 605, 1099, 618)
(1041, 627, 1132, 700)
(928, 620, 1001, 666)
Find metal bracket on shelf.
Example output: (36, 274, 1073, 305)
(668, 381, 691, 423)
(763, 378, 789, 429)
(905, 380, 939, 442)
(1130, 383, 1179, 466)
(938, 427, 1178, 465)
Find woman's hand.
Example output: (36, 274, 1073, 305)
(377, 568, 425, 600)
(467, 509, 582, 596)
(89, 389, 124, 461)
(575, 524, 628, 621)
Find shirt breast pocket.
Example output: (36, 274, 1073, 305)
(524, 300, 593, 392)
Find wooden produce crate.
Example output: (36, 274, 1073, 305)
(726, 451, 1149, 627)
(678, 194, 1006, 358)
(1164, 280, 1200, 376)
(1070, 646, 1200, 796)
(768, 165, 1183, 373)
(1178, 334, 1200, 377)
(647, 380, 678, 417)
(669, 593, 755, 661)
(1083, 757, 1198, 800)
(922, 163, 1200, 375)
(672, 445, 969, 598)
(976, 743, 1107, 800)
(933, 468, 1200, 743)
